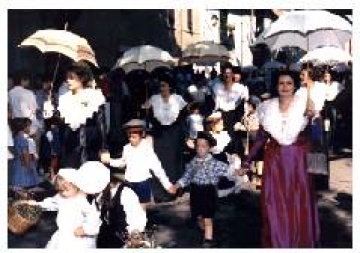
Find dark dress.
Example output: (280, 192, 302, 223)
(58, 105, 106, 169)
(244, 127, 320, 247)
(148, 96, 187, 202)
(55, 88, 107, 169)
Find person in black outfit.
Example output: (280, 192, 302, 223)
(95, 168, 147, 248)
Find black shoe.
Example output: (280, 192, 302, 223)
(202, 239, 215, 248)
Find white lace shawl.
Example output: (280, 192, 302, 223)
(58, 88, 105, 130)
(256, 96, 308, 146)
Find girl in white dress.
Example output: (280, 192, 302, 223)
(24, 162, 110, 249)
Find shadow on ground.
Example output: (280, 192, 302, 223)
(8, 188, 352, 248)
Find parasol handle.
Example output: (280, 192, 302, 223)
(245, 130, 249, 156)
(49, 21, 69, 101)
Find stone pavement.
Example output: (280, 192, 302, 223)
(8, 153, 352, 248)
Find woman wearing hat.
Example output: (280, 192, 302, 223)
(51, 61, 107, 168)
(24, 162, 110, 249)
(100, 119, 175, 209)
(171, 131, 238, 248)
(95, 167, 147, 248)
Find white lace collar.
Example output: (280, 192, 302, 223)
(257, 96, 308, 146)
(58, 88, 105, 130)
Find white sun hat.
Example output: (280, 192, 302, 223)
(57, 168, 80, 187)
(76, 161, 110, 194)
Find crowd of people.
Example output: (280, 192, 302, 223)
(7, 58, 352, 248)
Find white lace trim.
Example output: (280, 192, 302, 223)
(257, 96, 308, 146)
(58, 88, 105, 130)
(211, 131, 231, 154)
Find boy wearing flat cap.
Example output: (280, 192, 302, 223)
(170, 131, 239, 248)
(100, 119, 175, 210)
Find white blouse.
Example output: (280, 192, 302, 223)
(296, 81, 327, 113)
(257, 96, 308, 146)
(213, 82, 249, 112)
(38, 193, 101, 249)
(57, 88, 105, 130)
(109, 139, 172, 189)
(149, 94, 187, 125)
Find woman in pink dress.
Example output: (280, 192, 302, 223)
(240, 70, 320, 248)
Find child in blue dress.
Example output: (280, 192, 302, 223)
(10, 117, 42, 188)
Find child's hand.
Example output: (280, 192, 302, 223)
(186, 139, 195, 149)
(74, 226, 86, 237)
(99, 150, 111, 164)
(17, 200, 37, 206)
(233, 122, 242, 131)
(167, 184, 178, 195)
(236, 168, 248, 176)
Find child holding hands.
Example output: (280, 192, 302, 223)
(169, 131, 240, 248)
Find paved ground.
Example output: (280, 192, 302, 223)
(8, 152, 352, 248)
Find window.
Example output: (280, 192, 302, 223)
(187, 9, 193, 33)
(168, 10, 175, 28)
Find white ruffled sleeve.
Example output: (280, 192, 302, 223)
(81, 200, 102, 236)
(121, 188, 147, 233)
(37, 194, 61, 211)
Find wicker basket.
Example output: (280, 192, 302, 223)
(8, 201, 42, 235)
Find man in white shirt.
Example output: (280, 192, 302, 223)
(8, 71, 40, 136)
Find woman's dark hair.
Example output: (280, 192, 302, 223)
(232, 66, 242, 75)
(158, 73, 175, 93)
(66, 61, 94, 87)
(300, 62, 322, 81)
(10, 117, 31, 134)
(220, 62, 233, 74)
(274, 69, 300, 95)
(13, 70, 31, 86)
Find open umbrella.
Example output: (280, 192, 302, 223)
(181, 41, 230, 64)
(19, 29, 98, 67)
(113, 45, 176, 73)
(253, 10, 352, 52)
(299, 46, 352, 66)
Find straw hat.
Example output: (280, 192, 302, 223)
(122, 119, 146, 132)
(206, 111, 222, 122)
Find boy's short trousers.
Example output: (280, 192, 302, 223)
(129, 179, 152, 203)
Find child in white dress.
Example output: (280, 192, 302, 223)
(24, 162, 110, 249)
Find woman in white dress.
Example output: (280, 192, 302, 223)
(297, 63, 329, 190)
